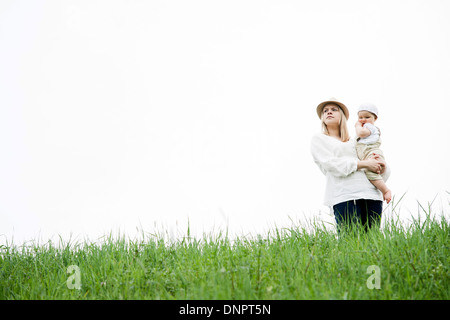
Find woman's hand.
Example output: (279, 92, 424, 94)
(371, 154, 386, 174)
(357, 155, 385, 174)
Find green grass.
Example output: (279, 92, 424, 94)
(1, 210, 449, 300)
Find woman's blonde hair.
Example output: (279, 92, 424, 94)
(321, 106, 350, 142)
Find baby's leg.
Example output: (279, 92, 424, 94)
(364, 150, 391, 203)
(370, 179, 392, 204)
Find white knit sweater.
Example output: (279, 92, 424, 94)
(310, 133, 390, 207)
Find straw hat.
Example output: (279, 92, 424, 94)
(316, 97, 349, 120)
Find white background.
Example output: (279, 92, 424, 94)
(1, 0, 449, 245)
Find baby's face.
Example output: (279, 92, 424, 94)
(358, 111, 376, 125)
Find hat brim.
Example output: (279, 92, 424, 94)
(316, 100, 349, 120)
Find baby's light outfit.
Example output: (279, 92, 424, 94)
(355, 123, 384, 181)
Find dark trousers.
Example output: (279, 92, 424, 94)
(333, 199, 383, 232)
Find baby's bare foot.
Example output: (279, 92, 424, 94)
(384, 190, 392, 204)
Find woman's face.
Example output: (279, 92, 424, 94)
(322, 104, 342, 126)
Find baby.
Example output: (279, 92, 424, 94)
(355, 103, 392, 204)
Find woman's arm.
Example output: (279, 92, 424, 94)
(311, 134, 358, 177)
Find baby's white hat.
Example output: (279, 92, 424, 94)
(358, 102, 378, 118)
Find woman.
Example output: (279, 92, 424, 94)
(310, 98, 390, 232)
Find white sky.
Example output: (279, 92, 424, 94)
(1, 0, 449, 245)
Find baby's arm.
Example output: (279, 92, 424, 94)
(355, 121, 371, 138)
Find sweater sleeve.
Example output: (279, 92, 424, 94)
(310, 134, 358, 178)
(381, 162, 391, 182)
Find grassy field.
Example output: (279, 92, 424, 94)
(1, 210, 448, 300)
